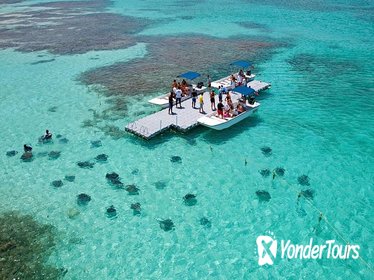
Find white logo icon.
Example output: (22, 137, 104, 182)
(256, 235, 277, 266)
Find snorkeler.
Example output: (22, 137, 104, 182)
(23, 144, 32, 152)
(43, 129, 52, 140)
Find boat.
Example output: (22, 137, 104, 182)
(197, 86, 260, 130)
(211, 60, 256, 89)
(148, 71, 206, 108)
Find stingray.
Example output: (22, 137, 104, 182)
(106, 172, 119, 180)
(77, 161, 95, 169)
(6, 150, 18, 157)
(159, 219, 175, 232)
(48, 151, 61, 160)
(256, 190, 271, 202)
(20, 152, 33, 162)
(261, 146, 272, 156)
(200, 217, 212, 228)
(59, 138, 69, 144)
(184, 193, 197, 206)
(130, 203, 141, 215)
(300, 189, 315, 200)
(125, 184, 139, 195)
(77, 193, 91, 206)
(298, 175, 310, 186)
(259, 169, 271, 177)
(51, 180, 63, 188)
(95, 154, 108, 162)
(170, 156, 182, 163)
(36, 151, 49, 157)
(274, 167, 285, 176)
(64, 175, 75, 182)
(154, 181, 167, 190)
(106, 172, 123, 187)
(131, 168, 139, 175)
(56, 134, 62, 139)
(91, 140, 102, 148)
(106, 205, 117, 218)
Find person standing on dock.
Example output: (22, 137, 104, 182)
(207, 75, 211, 88)
(175, 87, 182, 108)
(210, 90, 216, 111)
(168, 91, 174, 115)
(199, 92, 204, 113)
(191, 89, 197, 108)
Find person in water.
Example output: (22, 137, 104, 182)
(44, 129, 52, 140)
(24, 144, 32, 152)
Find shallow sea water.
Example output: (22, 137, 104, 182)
(0, 0, 373, 279)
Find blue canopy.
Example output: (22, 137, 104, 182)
(177, 71, 201, 80)
(233, 86, 255, 96)
(231, 60, 252, 68)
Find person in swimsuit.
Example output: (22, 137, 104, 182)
(168, 91, 174, 114)
(217, 101, 224, 118)
(210, 90, 216, 111)
(191, 90, 197, 108)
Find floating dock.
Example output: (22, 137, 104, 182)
(125, 80, 270, 139)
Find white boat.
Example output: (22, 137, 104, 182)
(211, 72, 256, 90)
(148, 71, 206, 107)
(197, 102, 260, 130)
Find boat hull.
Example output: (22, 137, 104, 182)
(197, 103, 260, 130)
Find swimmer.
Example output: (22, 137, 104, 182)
(23, 144, 32, 152)
(44, 129, 52, 140)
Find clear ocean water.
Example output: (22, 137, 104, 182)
(0, 0, 373, 279)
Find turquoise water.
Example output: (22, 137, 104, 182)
(0, 0, 373, 279)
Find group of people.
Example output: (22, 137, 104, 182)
(230, 69, 250, 88)
(23, 129, 53, 153)
(167, 72, 255, 116)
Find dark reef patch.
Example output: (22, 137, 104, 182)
(0, 1, 152, 55)
(0, 211, 63, 279)
(256, 190, 271, 202)
(80, 35, 279, 98)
